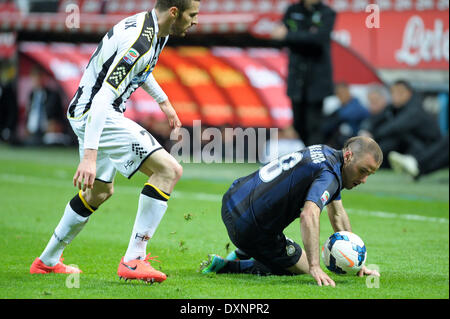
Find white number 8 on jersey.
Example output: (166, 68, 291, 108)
(259, 152, 303, 183)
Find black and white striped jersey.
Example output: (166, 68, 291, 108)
(67, 9, 168, 119)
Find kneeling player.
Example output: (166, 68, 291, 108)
(200, 136, 381, 287)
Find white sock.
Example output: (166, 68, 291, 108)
(124, 193, 168, 262)
(39, 202, 89, 266)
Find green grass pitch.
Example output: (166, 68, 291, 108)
(0, 144, 448, 299)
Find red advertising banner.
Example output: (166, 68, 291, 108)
(250, 0, 449, 70)
(325, 0, 448, 12)
(334, 9, 449, 69)
(3, 0, 447, 70)
(0, 32, 16, 59)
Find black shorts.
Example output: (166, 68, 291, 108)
(221, 197, 302, 275)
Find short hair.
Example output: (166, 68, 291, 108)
(155, 0, 200, 13)
(392, 79, 414, 93)
(368, 85, 389, 98)
(335, 82, 349, 89)
(368, 85, 390, 105)
(343, 136, 383, 166)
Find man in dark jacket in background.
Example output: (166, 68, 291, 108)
(359, 80, 442, 168)
(271, 0, 336, 146)
(322, 82, 370, 149)
(0, 58, 19, 144)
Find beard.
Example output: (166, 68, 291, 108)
(170, 18, 188, 36)
(341, 164, 353, 190)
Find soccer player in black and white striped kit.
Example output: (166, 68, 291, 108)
(30, 0, 201, 283)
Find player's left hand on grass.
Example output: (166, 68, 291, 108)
(159, 100, 182, 132)
(357, 265, 380, 277)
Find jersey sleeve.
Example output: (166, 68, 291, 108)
(305, 170, 341, 212)
(83, 86, 116, 150)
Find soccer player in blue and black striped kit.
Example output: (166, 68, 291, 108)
(201, 136, 382, 287)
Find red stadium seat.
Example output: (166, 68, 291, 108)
(152, 59, 202, 127)
(159, 47, 234, 127)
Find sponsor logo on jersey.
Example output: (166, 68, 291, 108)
(321, 190, 330, 205)
(123, 48, 140, 65)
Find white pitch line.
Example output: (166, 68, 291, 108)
(0, 173, 447, 224)
(348, 209, 449, 224)
(0, 173, 224, 202)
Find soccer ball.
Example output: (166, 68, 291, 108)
(321, 231, 367, 274)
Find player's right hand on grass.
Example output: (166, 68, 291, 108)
(309, 266, 336, 287)
(73, 149, 97, 191)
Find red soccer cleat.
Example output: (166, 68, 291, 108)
(117, 253, 166, 284)
(30, 257, 82, 274)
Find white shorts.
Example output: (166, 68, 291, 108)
(69, 111, 163, 183)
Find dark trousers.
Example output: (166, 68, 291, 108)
(291, 98, 324, 146)
(378, 133, 431, 169)
(221, 200, 301, 276)
(416, 134, 449, 175)
(0, 83, 18, 141)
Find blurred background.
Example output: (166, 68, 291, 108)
(0, 0, 448, 175)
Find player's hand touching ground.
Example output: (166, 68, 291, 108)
(309, 266, 336, 287)
(357, 265, 380, 277)
(73, 149, 97, 191)
(159, 100, 182, 132)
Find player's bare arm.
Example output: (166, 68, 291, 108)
(159, 99, 182, 130)
(301, 200, 336, 287)
(73, 148, 97, 191)
(326, 200, 352, 232)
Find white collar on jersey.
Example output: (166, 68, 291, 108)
(150, 9, 160, 37)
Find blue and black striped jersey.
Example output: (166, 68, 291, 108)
(223, 145, 344, 235)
